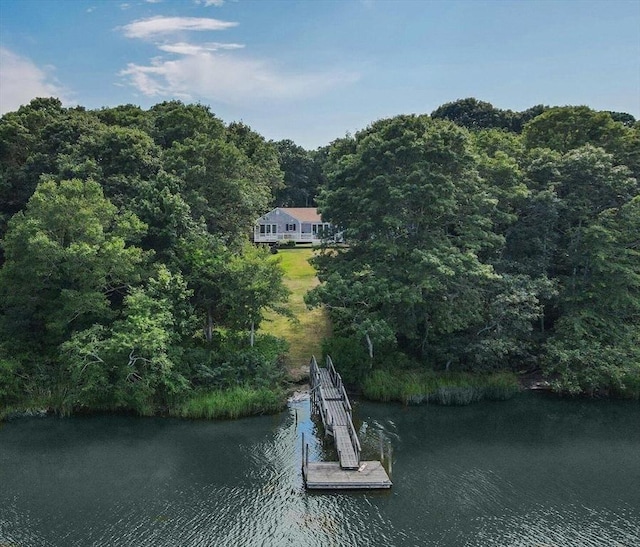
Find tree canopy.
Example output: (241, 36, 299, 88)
(0, 99, 290, 415)
(310, 105, 639, 397)
(1, 96, 638, 412)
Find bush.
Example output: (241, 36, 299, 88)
(188, 333, 288, 390)
(611, 367, 640, 400)
(321, 336, 371, 385)
(0, 356, 24, 407)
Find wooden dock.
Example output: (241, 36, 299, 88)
(303, 460, 392, 490)
(303, 356, 392, 490)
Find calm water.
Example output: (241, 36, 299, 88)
(1, 393, 639, 546)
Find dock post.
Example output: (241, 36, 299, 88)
(379, 431, 384, 462)
(388, 444, 393, 478)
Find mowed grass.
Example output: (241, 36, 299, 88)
(260, 248, 332, 369)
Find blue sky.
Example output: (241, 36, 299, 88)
(1, 0, 639, 149)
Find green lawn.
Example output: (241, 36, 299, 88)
(260, 248, 332, 369)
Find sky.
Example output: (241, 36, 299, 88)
(1, 0, 639, 149)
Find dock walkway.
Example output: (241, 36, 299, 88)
(310, 356, 360, 469)
(303, 356, 392, 490)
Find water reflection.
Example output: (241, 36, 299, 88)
(1, 393, 639, 546)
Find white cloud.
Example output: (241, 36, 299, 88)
(120, 52, 358, 104)
(158, 42, 244, 55)
(0, 48, 71, 115)
(118, 13, 358, 106)
(120, 16, 237, 40)
(195, 0, 225, 6)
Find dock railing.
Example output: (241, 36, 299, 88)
(310, 356, 331, 434)
(326, 355, 339, 387)
(310, 354, 361, 468)
(326, 355, 352, 415)
(346, 413, 361, 463)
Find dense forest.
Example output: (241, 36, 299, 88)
(311, 99, 640, 398)
(0, 97, 638, 417)
(0, 98, 297, 417)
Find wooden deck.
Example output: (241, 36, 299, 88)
(304, 356, 392, 490)
(304, 461, 392, 490)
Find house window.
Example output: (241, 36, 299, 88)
(286, 223, 297, 231)
(259, 224, 277, 235)
(312, 223, 331, 236)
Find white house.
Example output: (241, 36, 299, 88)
(253, 207, 333, 244)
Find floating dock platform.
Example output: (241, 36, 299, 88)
(304, 461, 392, 490)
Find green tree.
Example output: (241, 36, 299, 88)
(431, 98, 514, 131)
(164, 134, 272, 243)
(95, 104, 153, 132)
(218, 244, 291, 346)
(0, 178, 147, 368)
(226, 122, 284, 196)
(431, 98, 546, 133)
(544, 197, 640, 395)
(0, 98, 81, 243)
(61, 265, 194, 414)
(149, 101, 225, 148)
(604, 111, 636, 127)
(523, 106, 627, 154)
(175, 232, 289, 345)
(274, 139, 317, 206)
(551, 145, 638, 285)
(311, 115, 503, 366)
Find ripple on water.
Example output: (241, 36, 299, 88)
(2, 397, 640, 547)
(0, 502, 54, 547)
(468, 503, 640, 547)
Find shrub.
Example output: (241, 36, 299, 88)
(189, 333, 288, 390)
(0, 356, 23, 407)
(322, 336, 371, 385)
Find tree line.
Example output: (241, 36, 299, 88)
(0, 98, 294, 415)
(309, 100, 639, 398)
(0, 97, 638, 416)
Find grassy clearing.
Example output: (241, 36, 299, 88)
(362, 369, 521, 405)
(260, 248, 332, 369)
(170, 386, 286, 419)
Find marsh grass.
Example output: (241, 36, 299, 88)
(260, 248, 331, 368)
(171, 386, 286, 420)
(362, 369, 520, 405)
